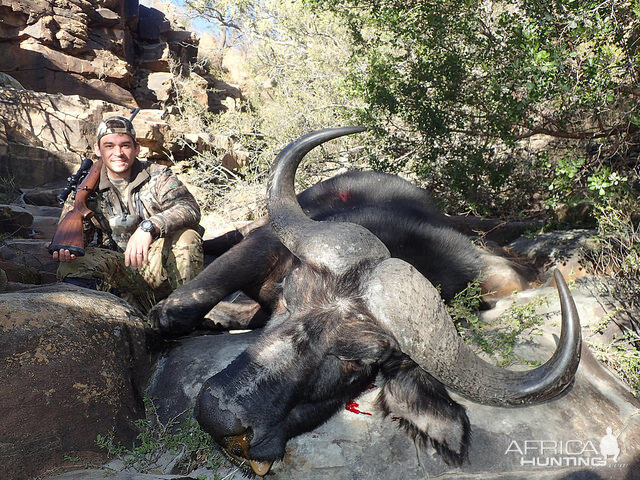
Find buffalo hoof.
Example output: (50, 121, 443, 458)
(147, 298, 192, 337)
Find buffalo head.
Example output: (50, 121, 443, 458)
(195, 127, 582, 476)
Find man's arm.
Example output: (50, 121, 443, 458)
(147, 169, 201, 237)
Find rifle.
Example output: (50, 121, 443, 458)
(56, 157, 94, 205)
(48, 157, 103, 257)
(48, 108, 140, 257)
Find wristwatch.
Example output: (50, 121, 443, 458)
(139, 219, 159, 239)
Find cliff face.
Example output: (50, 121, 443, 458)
(0, 0, 198, 107)
(0, 0, 242, 186)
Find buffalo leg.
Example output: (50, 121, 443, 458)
(148, 227, 290, 336)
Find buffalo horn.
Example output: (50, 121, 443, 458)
(364, 259, 582, 405)
(267, 127, 390, 274)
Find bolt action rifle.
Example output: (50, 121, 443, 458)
(48, 108, 140, 257)
(47, 156, 103, 257)
(56, 157, 94, 206)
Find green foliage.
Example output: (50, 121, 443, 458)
(96, 398, 224, 475)
(62, 454, 81, 463)
(450, 283, 549, 367)
(305, 0, 640, 216)
(588, 201, 640, 280)
(589, 329, 640, 397)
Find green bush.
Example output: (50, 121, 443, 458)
(96, 398, 224, 475)
(449, 282, 548, 367)
(304, 0, 640, 217)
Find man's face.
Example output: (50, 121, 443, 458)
(94, 133, 140, 180)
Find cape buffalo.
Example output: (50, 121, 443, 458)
(148, 127, 581, 476)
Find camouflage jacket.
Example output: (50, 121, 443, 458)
(59, 159, 201, 252)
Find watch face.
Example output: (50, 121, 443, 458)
(140, 220, 153, 231)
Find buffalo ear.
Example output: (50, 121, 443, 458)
(332, 324, 394, 366)
(378, 353, 471, 466)
(331, 325, 394, 384)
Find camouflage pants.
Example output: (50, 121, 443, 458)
(57, 228, 203, 313)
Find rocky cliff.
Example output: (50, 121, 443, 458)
(0, 0, 242, 187)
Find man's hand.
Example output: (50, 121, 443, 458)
(50, 247, 76, 262)
(125, 228, 154, 269)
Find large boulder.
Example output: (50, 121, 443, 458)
(0, 284, 152, 480)
(0, 239, 60, 277)
(0, 88, 113, 155)
(0, 203, 33, 235)
(0, 88, 178, 185)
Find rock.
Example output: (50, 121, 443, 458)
(88, 25, 126, 54)
(65, 73, 138, 107)
(0, 71, 24, 89)
(510, 229, 594, 284)
(18, 203, 63, 218)
(0, 0, 53, 39)
(220, 47, 250, 90)
(0, 203, 33, 234)
(0, 239, 59, 275)
(20, 187, 64, 207)
(208, 79, 243, 113)
(167, 39, 198, 76)
(0, 284, 151, 480)
(88, 8, 121, 27)
(145, 71, 175, 103)
(138, 4, 171, 42)
(138, 42, 171, 71)
(0, 143, 80, 188)
(180, 71, 210, 107)
(165, 29, 195, 43)
(0, 267, 7, 291)
(0, 258, 42, 284)
(30, 214, 60, 239)
(6, 38, 131, 85)
(19, 14, 58, 45)
(132, 108, 171, 158)
(0, 88, 107, 155)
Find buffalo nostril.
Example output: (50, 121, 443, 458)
(195, 388, 244, 442)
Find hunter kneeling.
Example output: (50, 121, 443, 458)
(50, 114, 203, 312)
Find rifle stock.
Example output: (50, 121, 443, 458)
(48, 158, 103, 257)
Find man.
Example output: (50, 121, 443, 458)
(52, 115, 203, 312)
